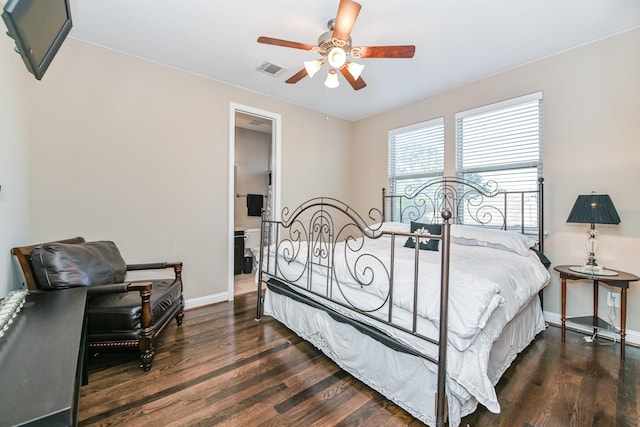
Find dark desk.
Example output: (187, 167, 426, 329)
(0, 287, 87, 426)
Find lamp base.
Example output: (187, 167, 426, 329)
(585, 230, 598, 267)
(581, 264, 602, 274)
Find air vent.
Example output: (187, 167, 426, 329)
(256, 61, 288, 78)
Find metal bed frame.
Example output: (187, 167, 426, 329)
(383, 176, 544, 250)
(255, 176, 544, 426)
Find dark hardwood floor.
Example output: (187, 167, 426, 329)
(79, 293, 640, 426)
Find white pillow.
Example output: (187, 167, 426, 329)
(450, 224, 536, 256)
(367, 221, 409, 235)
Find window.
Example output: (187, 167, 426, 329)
(388, 118, 445, 192)
(388, 118, 444, 221)
(455, 92, 543, 232)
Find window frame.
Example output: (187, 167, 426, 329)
(388, 117, 445, 192)
(455, 91, 543, 178)
(454, 92, 543, 233)
(387, 117, 445, 223)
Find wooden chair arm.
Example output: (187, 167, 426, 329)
(85, 281, 153, 331)
(167, 262, 183, 282)
(86, 283, 132, 295)
(127, 263, 169, 271)
(86, 281, 154, 295)
(126, 262, 182, 282)
(126, 281, 153, 292)
(126, 282, 153, 330)
(165, 262, 182, 270)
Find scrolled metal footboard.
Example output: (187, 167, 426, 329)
(255, 195, 453, 427)
(258, 197, 396, 314)
(255, 197, 387, 318)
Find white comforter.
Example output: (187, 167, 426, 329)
(261, 235, 550, 424)
(266, 236, 548, 352)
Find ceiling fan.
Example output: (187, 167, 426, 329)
(257, 0, 415, 90)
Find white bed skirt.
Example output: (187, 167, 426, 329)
(263, 288, 545, 427)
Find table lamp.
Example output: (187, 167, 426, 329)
(566, 192, 620, 269)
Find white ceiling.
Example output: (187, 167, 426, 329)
(68, 0, 640, 122)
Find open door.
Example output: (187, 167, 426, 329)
(228, 103, 281, 301)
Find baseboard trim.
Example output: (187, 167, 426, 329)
(544, 311, 640, 347)
(184, 292, 229, 310)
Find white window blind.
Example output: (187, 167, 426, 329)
(455, 92, 543, 232)
(388, 118, 444, 221)
(388, 117, 444, 194)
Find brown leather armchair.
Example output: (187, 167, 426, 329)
(12, 237, 184, 371)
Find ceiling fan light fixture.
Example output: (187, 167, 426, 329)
(347, 61, 364, 80)
(327, 46, 347, 68)
(304, 59, 324, 78)
(324, 69, 340, 88)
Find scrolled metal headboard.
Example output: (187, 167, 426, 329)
(382, 176, 544, 251)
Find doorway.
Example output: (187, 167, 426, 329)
(228, 103, 281, 300)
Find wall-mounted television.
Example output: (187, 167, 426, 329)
(2, 0, 73, 80)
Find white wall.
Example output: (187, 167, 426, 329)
(351, 28, 640, 335)
(25, 38, 352, 302)
(0, 28, 30, 297)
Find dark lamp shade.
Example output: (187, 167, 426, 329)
(566, 194, 620, 225)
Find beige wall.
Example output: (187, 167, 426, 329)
(351, 28, 640, 334)
(0, 30, 30, 297)
(26, 38, 352, 302)
(234, 127, 270, 231)
(5, 25, 639, 335)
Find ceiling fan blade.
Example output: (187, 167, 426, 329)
(354, 45, 416, 58)
(339, 67, 366, 90)
(257, 36, 315, 51)
(332, 0, 362, 41)
(285, 68, 309, 84)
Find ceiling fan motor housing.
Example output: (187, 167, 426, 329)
(317, 30, 351, 69)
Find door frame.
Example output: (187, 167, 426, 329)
(228, 103, 281, 301)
